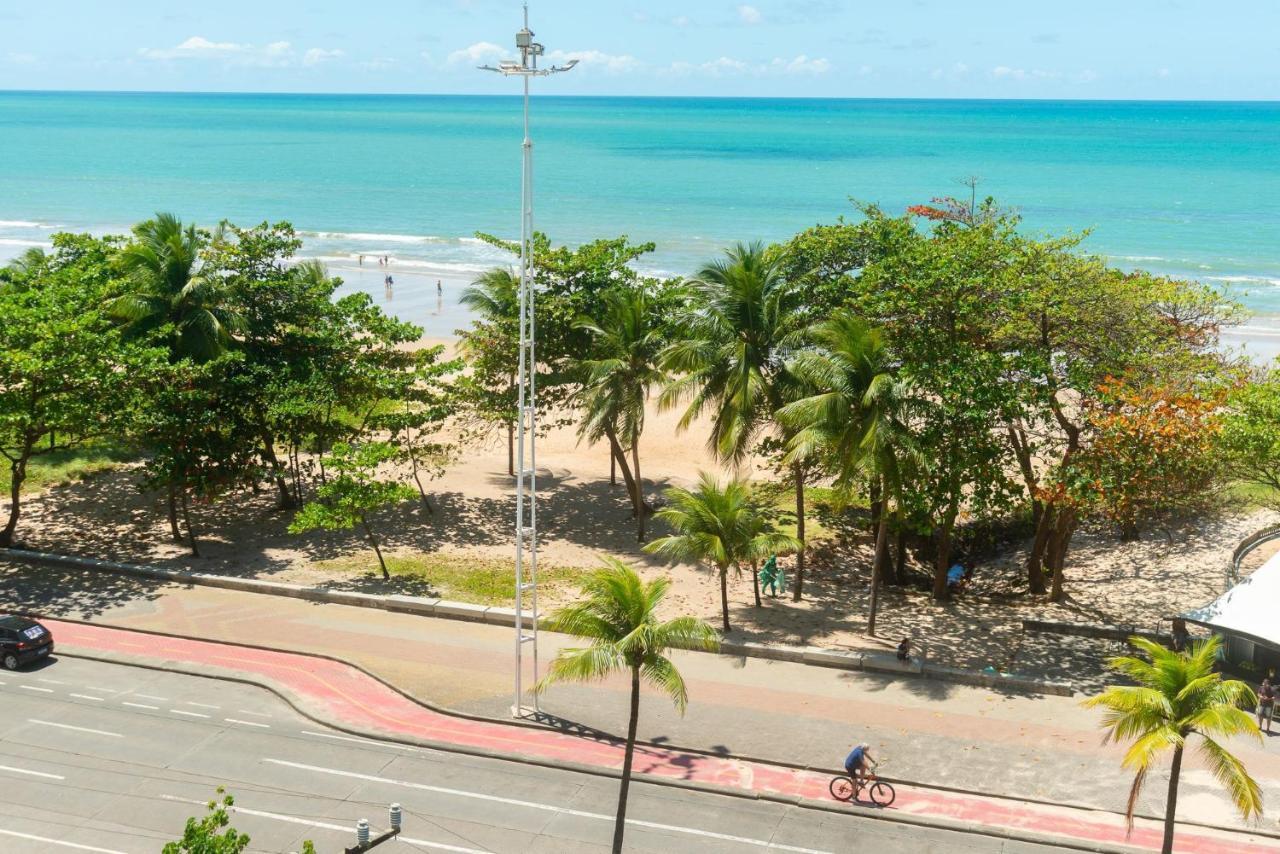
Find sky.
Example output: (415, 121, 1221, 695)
(2, 1, 1278, 99)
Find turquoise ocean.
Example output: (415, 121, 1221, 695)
(2, 91, 1278, 349)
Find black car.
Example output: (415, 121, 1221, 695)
(0, 616, 54, 670)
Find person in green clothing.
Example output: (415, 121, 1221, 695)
(759, 555, 784, 596)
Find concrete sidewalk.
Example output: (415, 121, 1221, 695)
(46, 617, 1275, 854)
(3, 559, 1277, 839)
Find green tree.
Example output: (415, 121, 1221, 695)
(781, 311, 919, 634)
(110, 213, 244, 361)
(575, 286, 670, 540)
(1084, 637, 1263, 854)
(644, 473, 799, 631)
(163, 788, 250, 854)
(1219, 369, 1280, 503)
(288, 442, 416, 579)
(458, 267, 521, 475)
(660, 242, 813, 598)
(0, 234, 161, 547)
(536, 558, 719, 854)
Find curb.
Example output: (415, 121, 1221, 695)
(32, 614, 1279, 845)
(50, 645, 1159, 854)
(2, 547, 1076, 697)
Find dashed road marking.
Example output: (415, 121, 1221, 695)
(0, 829, 125, 853)
(224, 718, 270, 729)
(69, 693, 105, 702)
(184, 701, 220, 709)
(235, 709, 271, 718)
(170, 709, 210, 719)
(134, 693, 167, 702)
(19, 685, 54, 693)
(29, 719, 123, 738)
(0, 764, 65, 780)
(122, 702, 159, 711)
(300, 729, 421, 753)
(36, 677, 65, 685)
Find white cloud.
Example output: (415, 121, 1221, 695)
(303, 48, 344, 67)
(738, 5, 762, 24)
(769, 54, 831, 75)
(1156, 67, 1171, 78)
(991, 65, 1062, 81)
(672, 15, 690, 27)
(546, 49, 639, 74)
(138, 36, 296, 67)
(5, 52, 37, 65)
(447, 41, 506, 66)
(931, 61, 969, 80)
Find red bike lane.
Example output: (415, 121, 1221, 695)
(44, 618, 1276, 854)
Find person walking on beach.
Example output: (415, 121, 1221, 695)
(437, 279, 443, 296)
(1259, 676, 1276, 734)
(359, 254, 364, 266)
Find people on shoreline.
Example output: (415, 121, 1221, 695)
(1259, 676, 1275, 734)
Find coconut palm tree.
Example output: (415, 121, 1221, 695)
(780, 311, 920, 635)
(644, 472, 799, 632)
(110, 213, 243, 362)
(660, 242, 811, 597)
(1084, 636, 1263, 854)
(537, 558, 719, 854)
(459, 267, 521, 475)
(575, 287, 670, 540)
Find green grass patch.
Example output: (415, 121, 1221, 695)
(751, 480, 869, 544)
(0, 443, 136, 495)
(314, 553, 593, 606)
(1223, 480, 1280, 512)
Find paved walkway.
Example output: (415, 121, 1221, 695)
(3, 560, 1278, 845)
(46, 618, 1274, 854)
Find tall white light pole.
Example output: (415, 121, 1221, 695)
(479, 4, 577, 718)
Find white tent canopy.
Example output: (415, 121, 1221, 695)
(1183, 548, 1280, 650)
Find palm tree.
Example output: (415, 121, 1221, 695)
(537, 558, 719, 854)
(780, 311, 919, 635)
(660, 242, 811, 598)
(459, 267, 520, 475)
(576, 287, 669, 540)
(1084, 636, 1262, 854)
(110, 212, 243, 362)
(644, 472, 799, 632)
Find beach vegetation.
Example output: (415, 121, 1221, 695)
(536, 558, 719, 854)
(1084, 636, 1263, 854)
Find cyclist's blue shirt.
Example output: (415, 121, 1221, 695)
(845, 746, 865, 770)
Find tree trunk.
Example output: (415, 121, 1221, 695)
(507, 421, 515, 478)
(610, 448, 616, 486)
(868, 479, 882, 538)
(891, 528, 907, 586)
(751, 560, 761, 608)
(612, 666, 642, 854)
(791, 465, 806, 601)
(165, 481, 182, 542)
(179, 487, 199, 557)
(719, 566, 731, 633)
(932, 517, 954, 601)
(408, 448, 434, 514)
(1027, 504, 1053, 595)
(1048, 509, 1077, 603)
(868, 490, 890, 637)
(605, 426, 645, 518)
(1119, 518, 1140, 542)
(260, 434, 296, 509)
(632, 437, 645, 542)
(1161, 744, 1184, 854)
(0, 450, 30, 548)
(361, 515, 390, 580)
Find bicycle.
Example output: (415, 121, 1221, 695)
(829, 763, 896, 807)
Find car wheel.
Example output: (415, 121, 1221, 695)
(2, 653, 19, 671)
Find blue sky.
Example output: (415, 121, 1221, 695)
(2, 1, 1277, 99)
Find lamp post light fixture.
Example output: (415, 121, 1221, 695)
(479, 4, 577, 718)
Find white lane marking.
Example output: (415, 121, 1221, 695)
(133, 693, 167, 701)
(0, 828, 126, 853)
(235, 709, 271, 718)
(265, 759, 832, 854)
(36, 677, 65, 685)
(0, 763, 65, 780)
(300, 730, 421, 753)
(224, 718, 269, 728)
(29, 719, 123, 738)
(184, 701, 219, 709)
(85, 686, 118, 694)
(69, 693, 105, 702)
(19, 685, 54, 693)
(121, 702, 159, 711)
(170, 709, 210, 719)
(161, 795, 486, 853)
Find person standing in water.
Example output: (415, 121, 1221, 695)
(437, 279, 443, 296)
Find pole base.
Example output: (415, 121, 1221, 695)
(511, 703, 539, 719)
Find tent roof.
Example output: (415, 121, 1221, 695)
(1183, 547, 1280, 650)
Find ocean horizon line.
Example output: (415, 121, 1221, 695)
(4, 88, 1280, 106)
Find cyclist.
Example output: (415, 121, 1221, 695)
(844, 742, 874, 787)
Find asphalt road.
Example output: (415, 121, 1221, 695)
(0, 655, 1073, 853)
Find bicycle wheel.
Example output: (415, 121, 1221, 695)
(829, 776, 855, 801)
(868, 780, 896, 807)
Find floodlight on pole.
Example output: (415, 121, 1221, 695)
(479, 3, 576, 719)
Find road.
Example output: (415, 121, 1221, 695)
(0, 655, 1070, 854)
